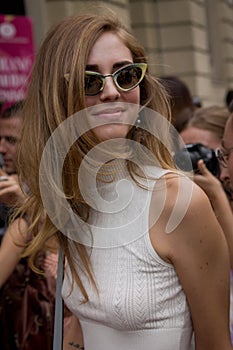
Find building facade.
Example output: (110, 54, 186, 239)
(2, 0, 233, 105)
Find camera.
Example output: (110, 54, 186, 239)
(173, 143, 220, 177)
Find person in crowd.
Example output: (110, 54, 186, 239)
(180, 105, 229, 151)
(159, 75, 195, 133)
(17, 13, 233, 350)
(179, 104, 233, 343)
(178, 106, 233, 261)
(0, 101, 25, 240)
(159, 75, 196, 153)
(220, 101, 233, 188)
(0, 101, 56, 350)
(217, 100, 233, 344)
(179, 105, 233, 205)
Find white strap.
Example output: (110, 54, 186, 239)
(53, 248, 64, 350)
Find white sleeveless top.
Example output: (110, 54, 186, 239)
(62, 161, 194, 350)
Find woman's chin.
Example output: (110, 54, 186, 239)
(93, 124, 131, 141)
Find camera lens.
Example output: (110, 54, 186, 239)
(174, 143, 220, 177)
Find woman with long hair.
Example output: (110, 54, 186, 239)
(17, 13, 232, 350)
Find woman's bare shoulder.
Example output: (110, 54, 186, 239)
(154, 172, 211, 227)
(159, 172, 227, 259)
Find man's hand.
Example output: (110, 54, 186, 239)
(0, 174, 25, 206)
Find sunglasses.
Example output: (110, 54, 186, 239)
(216, 147, 233, 168)
(65, 63, 147, 96)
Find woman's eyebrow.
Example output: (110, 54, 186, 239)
(112, 60, 133, 69)
(85, 64, 98, 71)
(85, 60, 133, 72)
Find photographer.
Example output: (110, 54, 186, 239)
(217, 100, 233, 344)
(176, 105, 233, 268)
(176, 105, 233, 346)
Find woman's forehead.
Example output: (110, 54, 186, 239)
(87, 32, 132, 65)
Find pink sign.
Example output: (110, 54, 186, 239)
(0, 15, 35, 107)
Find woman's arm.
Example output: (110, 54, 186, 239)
(63, 314, 84, 350)
(194, 160, 233, 268)
(150, 174, 233, 350)
(0, 217, 28, 288)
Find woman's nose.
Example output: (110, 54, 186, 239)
(100, 76, 120, 101)
(0, 138, 7, 153)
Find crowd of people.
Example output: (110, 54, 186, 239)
(0, 101, 56, 349)
(0, 10, 233, 350)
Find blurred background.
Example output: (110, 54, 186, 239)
(0, 0, 233, 106)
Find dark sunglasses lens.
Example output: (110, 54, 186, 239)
(85, 74, 103, 95)
(117, 66, 143, 90)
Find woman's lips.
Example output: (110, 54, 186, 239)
(91, 108, 126, 123)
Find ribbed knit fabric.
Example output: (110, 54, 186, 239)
(62, 160, 194, 350)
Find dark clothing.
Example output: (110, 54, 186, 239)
(0, 202, 11, 242)
(0, 253, 55, 350)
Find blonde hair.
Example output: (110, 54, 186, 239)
(184, 105, 229, 141)
(18, 13, 175, 301)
